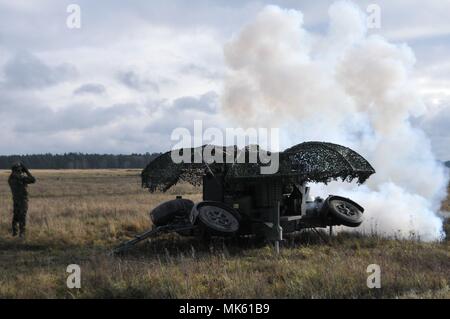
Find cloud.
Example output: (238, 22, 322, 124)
(144, 90, 221, 137)
(180, 63, 222, 80)
(73, 83, 106, 95)
(0, 0, 448, 161)
(0, 72, 139, 134)
(172, 91, 218, 113)
(117, 70, 159, 92)
(0, 2, 226, 155)
(16, 103, 141, 133)
(2, 52, 77, 89)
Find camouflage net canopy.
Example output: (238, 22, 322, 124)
(141, 142, 376, 192)
(141, 145, 237, 192)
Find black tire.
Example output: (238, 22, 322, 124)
(193, 201, 240, 236)
(328, 197, 363, 227)
(150, 198, 194, 226)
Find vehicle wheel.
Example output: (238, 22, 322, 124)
(150, 198, 194, 226)
(194, 201, 240, 236)
(328, 197, 363, 227)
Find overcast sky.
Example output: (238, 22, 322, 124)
(0, 0, 449, 159)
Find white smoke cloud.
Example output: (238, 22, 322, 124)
(222, 2, 449, 241)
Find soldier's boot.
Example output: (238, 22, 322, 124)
(19, 223, 26, 238)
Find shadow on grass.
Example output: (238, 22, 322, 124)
(0, 240, 51, 252)
(112, 228, 356, 260)
(0, 237, 96, 253)
(113, 235, 259, 259)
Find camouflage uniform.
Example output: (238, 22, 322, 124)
(8, 168, 36, 236)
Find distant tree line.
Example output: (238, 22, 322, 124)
(1, 154, 448, 170)
(0, 153, 161, 169)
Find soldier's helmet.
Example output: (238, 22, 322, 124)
(11, 162, 23, 172)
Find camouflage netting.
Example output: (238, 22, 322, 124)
(141, 142, 375, 192)
(141, 145, 236, 192)
(285, 141, 375, 183)
(228, 142, 375, 184)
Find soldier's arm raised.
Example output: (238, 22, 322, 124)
(22, 166, 36, 184)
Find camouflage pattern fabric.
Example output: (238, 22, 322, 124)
(228, 142, 376, 184)
(141, 145, 237, 192)
(141, 141, 376, 192)
(8, 172, 36, 235)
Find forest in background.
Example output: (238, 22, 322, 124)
(0, 153, 160, 169)
(0, 153, 448, 170)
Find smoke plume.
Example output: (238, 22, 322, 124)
(222, 2, 448, 240)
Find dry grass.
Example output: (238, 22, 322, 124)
(0, 170, 448, 299)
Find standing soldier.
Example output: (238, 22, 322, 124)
(8, 162, 36, 237)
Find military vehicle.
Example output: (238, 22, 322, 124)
(114, 141, 375, 253)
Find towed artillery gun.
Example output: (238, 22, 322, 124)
(114, 141, 375, 253)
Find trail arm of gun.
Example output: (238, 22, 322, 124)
(112, 224, 197, 254)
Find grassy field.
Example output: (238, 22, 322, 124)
(0, 169, 448, 299)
